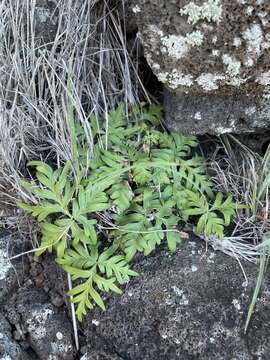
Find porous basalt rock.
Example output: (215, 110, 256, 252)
(130, 0, 270, 134)
(7, 285, 76, 360)
(0, 314, 31, 360)
(164, 90, 270, 134)
(0, 233, 27, 304)
(33, 0, 59, 44)
(84, 241, 270, 360)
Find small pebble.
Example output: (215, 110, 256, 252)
(51, 293, 64, 308)
(30, 263, 43, 277)
(92, 319, 100, 326)
(13, 329, 23, 341)
(56, 332, 63, 340)
(34, 274, 45, 286)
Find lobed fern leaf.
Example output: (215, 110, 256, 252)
(19, 104, 238, 321)
(108, 182, 133, 213)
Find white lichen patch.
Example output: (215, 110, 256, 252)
(172, 286, 189, 305)
(196, 73, 225, 91)
(158, 70, 194, 90)
(161, 31, 204, 59)
(180, 0, 223, 25)
(212, 49, 220, 57)
(194, 112, 202, 120)
(26, 308, 53, 340)
(172, 286, 184, 297)
(161, 35, 188, 59)
(152, 63, 160, 71)
(51, 341, 73, 355)
(262, 36, 270, 50)
(132, 5, 141, 14)
(212, 35, 218, 44)
(243, 24, 263, 56)
(172, 73, 193, 88)
(245, 106, 256, 115)
(56, 332, 63, 340)
(0, 239, 12, 281)
(232, 299, 241, 311)
(0, 356, 12, 360)
(233, 37, 242, 48)
(35, 7, 51, 23)
(256, 71, 270, 85)
(258, 12, 268, 26)
(48, 356, 58, 360)
(222, 54, 241, 77)
(156, 72, 169, 84)
(185, 31, 204, 47)
(244, 58, 254, 67)
(207, 252, 216, 263)
(169, 70, 194, 89)
(263, 92, 270, 100)
(213, 126, 234, 133)
(80, 354, 89, 360)
(92, 319, 100, 326)
(226, 77, 246, 87)
(246, 6, 254, 16)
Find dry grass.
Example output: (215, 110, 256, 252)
(0, 0, 269, 262)
(205, 134, 270, 263)
(0, 0, 145, 228)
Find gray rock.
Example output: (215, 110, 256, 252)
(9, 285, 76, 360)
(33, 0, 59, 45)
(84, 241, 270, 360)
(118, 0, 138, 34)
(129, 0, 270, 134)
(164, 91, 270, 135)
(0, 233, 25, 304)
(80, 351, 121, 360)
(0, 314, 31, 360)
(0, 235, 13, 301)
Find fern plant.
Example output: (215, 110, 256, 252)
(18, 103, 236, 321)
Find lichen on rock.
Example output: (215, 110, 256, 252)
(130, 0, 270, 134)
(161, 30, 204, 59)
(84, 241, 270, 359)
(0, 238, 11, 282)
(180, 0, 223, 25)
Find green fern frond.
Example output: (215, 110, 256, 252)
(181, 157, 214, 198)
(98, 246, 138, 284)
(211, 192, 236, 226)
(37, 220, 73, 257)
(18, 104, 238, 321)
(61, 243, 136, 320)
(182, 189, 236, 239)
(17, 202, 66, 222)
(108, 182, 133, 213)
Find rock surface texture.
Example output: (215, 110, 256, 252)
(6, 284, 76, 360)
(0, 231, 76, 360)
(0, 233, 27, 304)
(85, 241, 270, 360)
(33, 0, 59, 44)
(0, 314, 31, 360)
(130, 0, 270, 134)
